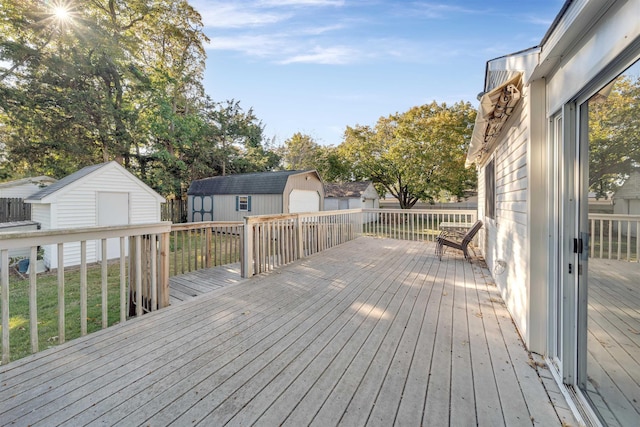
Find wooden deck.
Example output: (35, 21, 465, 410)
(169, 263, 244, 304)
(0, 237, 573, 426)
(587, 258, 640, 426)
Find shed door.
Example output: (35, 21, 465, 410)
(289, 190, 319, 213)
(98, 192, 129, 260)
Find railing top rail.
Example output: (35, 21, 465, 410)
(0, 222, 172, 250)
(171, 221, 243, 231)
(245, 209, 363, 224)
(363, 208, 477, 215)
(588, 213, 640, 220)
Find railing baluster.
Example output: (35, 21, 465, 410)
(29, 246, 38, 354)
(120, 236, 127, 323)
(80, 240, 87, 336)
(101, 239, 108, 328)
(57, 242, 65, 344)
(2, 249, 10, 364)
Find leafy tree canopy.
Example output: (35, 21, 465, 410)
(337, 101, 477, 208)
(588, 74, 640, 199)
(0, 0, 279, 197)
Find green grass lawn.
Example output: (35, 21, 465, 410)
(4, 262, 124, 362)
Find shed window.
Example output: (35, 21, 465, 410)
(485, 159, 495, 219)
(236, 195, 251, 212)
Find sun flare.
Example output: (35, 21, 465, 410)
(53, 7, 69, 20)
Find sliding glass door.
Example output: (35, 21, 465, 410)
(576, 59, 640, 426)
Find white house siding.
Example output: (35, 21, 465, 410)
(213, 194, 283, 222)
(283, 174, 324, 213)
(482, 90, 531, 344)
(0, 183, 41, 198)
(35, 164, 163, 268)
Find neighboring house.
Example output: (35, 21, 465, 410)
(187, 170, 324, 222)
(0, 176, 57, 222)
(613, 171, 640, 216)
(324, 181, 379, 223)
(0, 176, 56, 198)
(467, 1, 640, 425)
(323, 181, 379, 210)
(25, 161, 165, 268)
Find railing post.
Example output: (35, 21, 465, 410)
(2, 249, 10, 365)
(205, 227, 213, 268)
(243, 217, 254, 278)
(158, 231, 170, 308)
(297, 214, 304, 260)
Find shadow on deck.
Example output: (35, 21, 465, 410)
(0, 237, 575, 426)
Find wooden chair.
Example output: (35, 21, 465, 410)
(435, 220, 483, 262)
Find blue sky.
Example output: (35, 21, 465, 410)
(190, 1, 564, 147)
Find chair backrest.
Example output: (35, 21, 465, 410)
(462, 220, 483, 244)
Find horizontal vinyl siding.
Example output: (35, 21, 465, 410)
(43, 166, 162, 267)
(213, 195, 283, 221)
(0, 183, 41, 198)
(485, 89, 530, 341)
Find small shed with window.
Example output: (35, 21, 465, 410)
(187, 170, 324, 222)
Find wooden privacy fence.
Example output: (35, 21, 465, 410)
(0, 198, 30, 223)
(161, 199, 188, 223)
(170, 222, 244, 277)
(589, 213, 640, 261)
(0, 222, 172, 364)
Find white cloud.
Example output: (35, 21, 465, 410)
(191, 2, 291, 28)
(207, 34, 291, 57)
(280, 45, 358, 65)
(257, 0, 345, 6)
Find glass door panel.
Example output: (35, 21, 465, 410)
(579, 60, 640, 426)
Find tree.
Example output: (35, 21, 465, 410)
(0, 0, 208, 183)
(588, 75, 640, 198)
(280, 133, 322, 170)
(337, 101, 477, 209)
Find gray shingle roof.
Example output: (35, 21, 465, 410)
(324, 181, 372, 198)
(188, 171, 311, 196)
(27, 162, 109, 201)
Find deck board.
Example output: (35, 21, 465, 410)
(0, 237, 572, 426)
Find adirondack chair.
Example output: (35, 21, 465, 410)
(435, 220, 483, 261)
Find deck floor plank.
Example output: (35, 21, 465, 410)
(215, 241, 415, 426)
(464, 259, 505, 427)
(0, 237, 570, 427)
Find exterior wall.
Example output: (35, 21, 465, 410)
(212, 194, 283, 222)
(0, 182, 44, 198)
(545, 1, 640, 114)
(283, 173, 324, 213)
(35, 165, 163, 268)
(481, 85, 531, 344)
(324, 199, 339, 210)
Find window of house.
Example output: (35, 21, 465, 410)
(236, 195, 252, 212)
(485, 159, 495, 219)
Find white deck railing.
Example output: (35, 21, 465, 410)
(589, 214, 640, 261)
(243, 209, 477, 277)
(0, 222, 172, 364)
(170, 222, 244, 277)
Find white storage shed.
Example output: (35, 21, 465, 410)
(25, 161, 165, 268)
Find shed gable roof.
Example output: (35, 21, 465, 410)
(324, 181, 373, 198)
(188, 170, 317, 196)
(26, 161, 165, 203)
